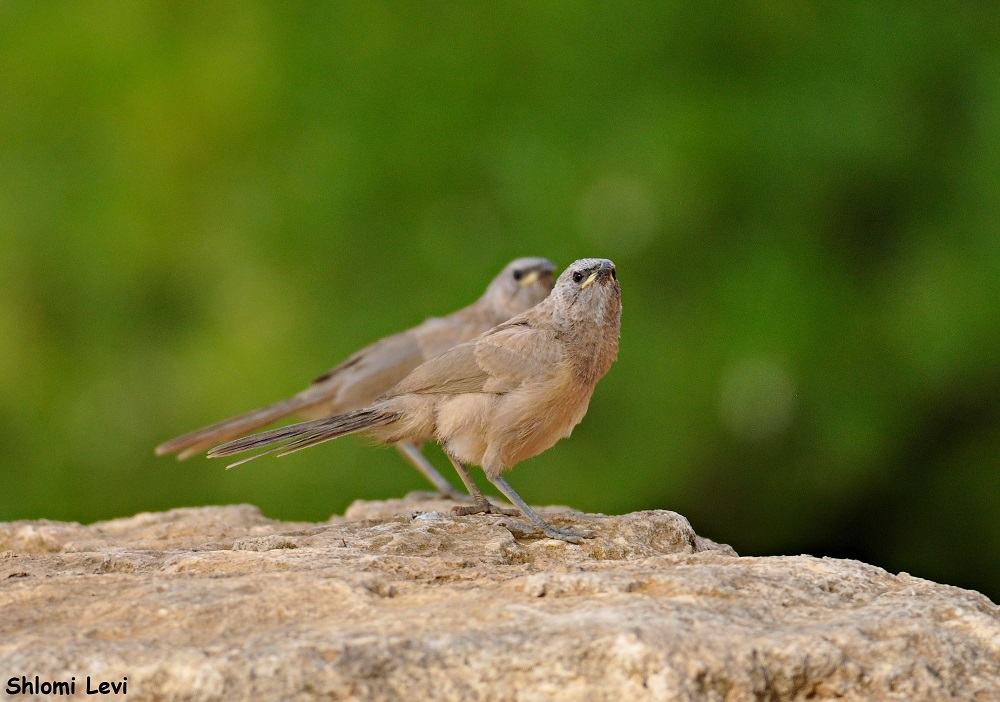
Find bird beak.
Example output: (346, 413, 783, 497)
(518, 270, 541, 287)
(579, 271, 600, 290)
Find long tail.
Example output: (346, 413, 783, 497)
(206, 408, 398, 469)
(155, 394, 324, 460)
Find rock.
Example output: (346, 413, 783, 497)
(1, 497, 997, 701)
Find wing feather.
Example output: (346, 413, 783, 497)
(383, 322, 562, 398)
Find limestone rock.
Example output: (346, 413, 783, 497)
(1, 497, 997, 701)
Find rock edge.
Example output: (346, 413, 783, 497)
(1, 498, 998, 701)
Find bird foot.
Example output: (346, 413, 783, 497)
(451, 497, 520, 517)
(544, 525, 594, 543)
(500, 520, 594, 544)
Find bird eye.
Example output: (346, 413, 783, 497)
(572, 271, 584, 284)
(512, 270, 524, 281)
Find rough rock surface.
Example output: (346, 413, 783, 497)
(1, 497, 998, 701)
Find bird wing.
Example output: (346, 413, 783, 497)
(307, 328, 426, 410)
(306, 308, 494, 411)
(383, 321, 562, 397)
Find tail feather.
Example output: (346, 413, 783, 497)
(207, 409, 398, 468)
(206, 417, 334, 456)
(155, 395, 322, 460)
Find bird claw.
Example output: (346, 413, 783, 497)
(497, 519, 594, 544)
(541, 525, 594, 544)
(451, 498, 520, 517)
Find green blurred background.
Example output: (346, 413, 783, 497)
(2, 4, 998, 599)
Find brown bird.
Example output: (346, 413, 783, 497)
(209, 258, 621, 543)
(156, 257, 557, 499)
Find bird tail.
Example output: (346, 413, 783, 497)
(155, 393, 327, 460)
(206, 408, 399, 469)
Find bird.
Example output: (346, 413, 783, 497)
(208, 258, 621, 543)
(156, 257, 557, 499)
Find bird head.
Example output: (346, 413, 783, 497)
(547, 258, 621, 338)
(481, 257, 557, 319)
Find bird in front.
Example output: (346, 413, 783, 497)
(209, 259, 621, 543)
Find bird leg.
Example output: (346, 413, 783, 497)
(488, 475, 594, 545)
(395, 442, 468, 501)
(445, 455, 520, 517)
(445, 456, 593, 543)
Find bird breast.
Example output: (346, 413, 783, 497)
(446, 364, 596, 478)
